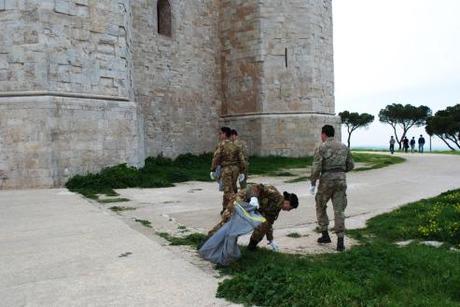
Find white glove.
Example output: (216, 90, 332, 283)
(268, 241, 280, 252)
(238, 173, 245, 182)
(210, 172, 215, 180)
(309, 183, 316, 195)
(249, 197, 259, 209)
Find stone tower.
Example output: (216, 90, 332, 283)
(220, 0, 338, 156)
(0, 0, 337, 188)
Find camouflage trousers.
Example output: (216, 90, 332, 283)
(208, 200, 236, 236)
(221, 165, 240, 211)
(315, 177, 348, 238)
(239, 163, 249, 190)
(250, 221, 273, 244)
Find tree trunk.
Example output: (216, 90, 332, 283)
(347, 133, 351, 148)
(438, 135, 457, 151)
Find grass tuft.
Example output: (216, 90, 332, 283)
(156, 232, 207, 247)
(286, 232, 302, 238)
(98, 198, 130, 204)
(109, 206, 136, 212)
(134, 218, 152, 228)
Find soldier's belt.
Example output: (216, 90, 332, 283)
(322, 168, 345, 173)
(221, 163, 239, 167)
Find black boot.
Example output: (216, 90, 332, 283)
(337, 237, 345, 252)
(317, 231, 332, 243)
(247, 239, 258, 251)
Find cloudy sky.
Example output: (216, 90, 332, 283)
(333, 0, 460, 149)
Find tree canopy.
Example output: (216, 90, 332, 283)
(426, 104, 460, 150)
(339, 111, 375, 148)
(379, 104, 432, 149)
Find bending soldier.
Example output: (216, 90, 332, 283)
(211, 127, 246, 212)
(310, 125, 354, 251)
(208, 183, 299, 252)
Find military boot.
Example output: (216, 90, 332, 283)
(247, 239, 258, 251)
(337, 237, 345, 252)
(317, 231, 332, 243)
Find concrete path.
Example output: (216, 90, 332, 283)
(0, 190, 232, 306)
(116, 152, 460, 253)
(1, 152, 459, 306)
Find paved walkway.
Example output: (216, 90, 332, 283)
(117, 152, 460, 253)
(1, 152, 460, 306)
(0, 190, 232, 306)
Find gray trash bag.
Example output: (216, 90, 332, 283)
(213, 165, 224, 191)
(198, 203, 266, 266)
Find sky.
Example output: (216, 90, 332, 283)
(333, 0, 460, 149)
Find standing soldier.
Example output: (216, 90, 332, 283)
(310, 125, 354, 251)
(207, 183, 299, 252)
(211, 127, 246, 213)
(231, 129, 249, 189)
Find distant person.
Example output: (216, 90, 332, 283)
(403, 137, 409, 153)
(418, 135, 426, 153)
(389, 136, 396, 154)
(410, 137, 416, 153)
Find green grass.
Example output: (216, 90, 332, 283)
(348, 189, 460, 246)
(98, 198, 130, 204)
(66, 154, 314, 199)
(134, 218, 152, 228)
(156, 232, 207, 247)
(109, 206, 136, 212)
(66, 153, 404, 199)
(286, 232, 302, 238)
(215, 189, 460, 306)
(285, 153, 405, 182)
(351, 152, 405, 172)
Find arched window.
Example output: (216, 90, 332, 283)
(157, 0, 172, 37)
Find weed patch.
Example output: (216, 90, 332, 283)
(157, 232, 207, 247)
(286, 232, 302, 238)
(352, 152, 405, 171)
(98, 198, 130, 204)
(109, 206, 136, 212)
(134, 219, 152, 228)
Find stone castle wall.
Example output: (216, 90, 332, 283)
(221, 0, 339, 156)
(0, 0, 143, 188)
(0, 0, 338, 188)
(131, 0, 222, 158)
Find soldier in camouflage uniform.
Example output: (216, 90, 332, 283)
(310, 125, 354, 251)
(211, 127, 246, 212)
(231, 129, 249, 189)
(207, 183, 299, 252)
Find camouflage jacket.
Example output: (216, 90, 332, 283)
(235, 184, 283, 225)
(234, 139, 249, 164)
(211, 139, 246, 171)
(310, 137, 354, 184)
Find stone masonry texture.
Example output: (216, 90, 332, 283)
(0, 0, 338, 188)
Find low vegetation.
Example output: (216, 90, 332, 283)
(98, 198, 130, 204)
(157, 232, 207, 248)
(109, 206, 136, 212)
(134, 218, 152, 228)
(349, 189, 460, 246)
(66, 153, 404, 199)
(215, 189, 460, 306)
(352, 152, 405, 171)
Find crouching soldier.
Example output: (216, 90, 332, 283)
(207, 183, 298, 252)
